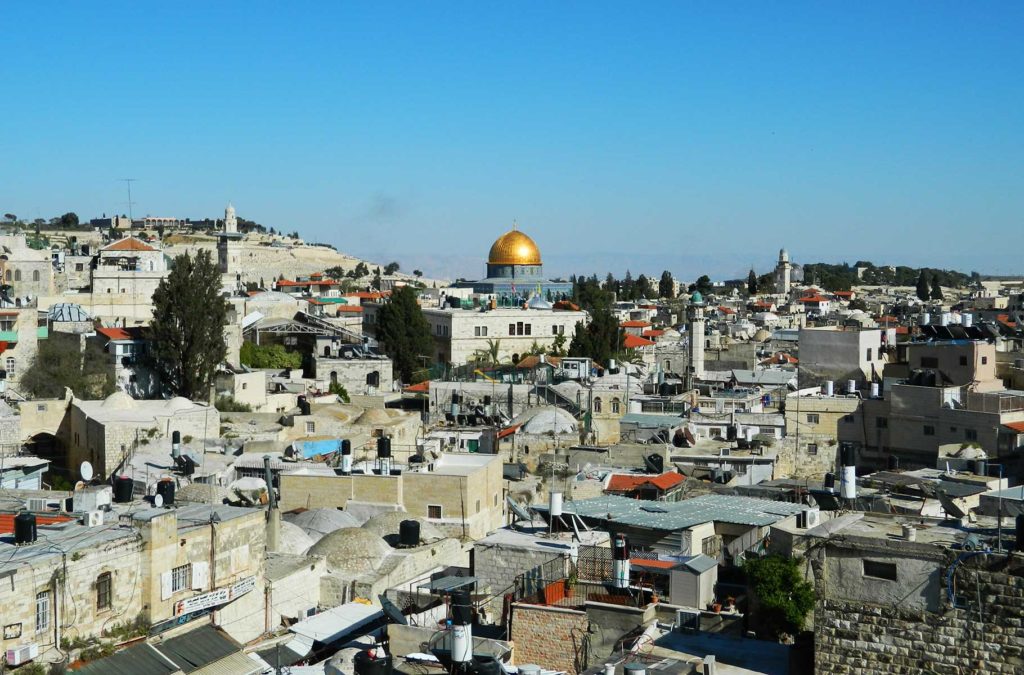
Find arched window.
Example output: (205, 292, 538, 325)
(96, 572, 112, 610)
(611, 398, 621, 414)
(593, 397, 602, 413)
(32, 269, 40, 282)
(4, 270, 9, 281)
(13, 269, 21, 282)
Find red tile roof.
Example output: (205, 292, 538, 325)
(642, 329, 665, 338)
(833, 291, 854, 297)
(403, 381, 430, 393)
(997, 314, 1017, 328)
(0, 513, 72, 534)
(800, 295, 830, 303)
(553, 300, 581, 311)
(102, 237, 157, 252)
(334, 305, 363, 313)
(606, 471, 685, 492)
(717, 306, 736, 315)
(276, 279, 340, 287)
(630, 558, 678, 570)
(97, 326, 146, 341)
(620, 320, 652, 328)
(623, 334, 656, 349)
(1004, 421, 1024, 433)
(497, 423, 522, 439)
(753, 301, 775, 309)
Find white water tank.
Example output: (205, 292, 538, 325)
(847, 379, 856, 395)
(549, 491, 563, 518)
(963, 313, 973, 328)
(870, 382, 880, 399)
(825, 381, 834, 397)
(919, 312, 930, 326)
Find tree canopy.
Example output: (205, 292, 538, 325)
(149, 249, 228, 399)
(375, 285, 434, 382)
(240, 342, 302, 369)
(743, 555, 815, 639)
(688, 275, 713, 296)
(658, 271, 674, 298)
(568, 307, 622, 365)
(747, 269, 758, 296)
(20, 338, 115, 399)
(915, 270, 931, 301)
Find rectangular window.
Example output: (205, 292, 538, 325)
(866, 348, 872, 361)
(474, 326, 481, 337)
(481, 326, 488, 336)
(516, 321, 524, 336)
(807, 443, 818, 455)
(965, 429, 978, 441)
(96, 572, 112, 610)
(552, 325, 559, 335)
(305, 421, 315, 434)
(524, 323, 531, 336)
(75, 263, 84, 271)
(509, 323, 515, 336)
(806, 414, 820, 424)
(959, 356, 968, 366)
(981, 356, 988, 365)
(171, 564, 191, 593)
(36, 591, 50, 632)
(427, 504, 442, 519)
(862, 559, 898, 581)
(923, 425, 935, 436)
(876, 417, 888, 429)
(921, 357, 938, 368)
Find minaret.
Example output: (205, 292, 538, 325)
(688, 292, 706, 381)
(776, 248, 792, 295)
(224, 203, 237, 234)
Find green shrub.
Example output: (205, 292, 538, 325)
(743, 554, 815, 639)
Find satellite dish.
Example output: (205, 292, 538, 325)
(80, 461, 94, 482)
(154, 494, 164, 508)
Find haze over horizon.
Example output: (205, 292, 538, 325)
(3, 2, 1021, 280)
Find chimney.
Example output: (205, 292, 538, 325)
(263, 455, 280, 552)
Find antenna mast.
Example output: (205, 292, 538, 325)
(119, 178, 137, 223)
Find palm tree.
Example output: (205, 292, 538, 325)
(472, 338, 503, 367)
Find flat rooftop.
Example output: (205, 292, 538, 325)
(475, 523, 609, 553)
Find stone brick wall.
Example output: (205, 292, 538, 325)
(510, 603, 589, 673)
(815, 551, 1024, 674)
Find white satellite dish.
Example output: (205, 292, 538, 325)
(154, 494, 164, 508)
(80, 461, 94, 482)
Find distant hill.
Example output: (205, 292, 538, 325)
(801, 261, 977, 292)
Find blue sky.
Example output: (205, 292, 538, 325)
(2, 2, 1021, 280)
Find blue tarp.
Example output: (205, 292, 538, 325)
(294, 439, 341, 459)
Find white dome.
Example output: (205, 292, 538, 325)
(285, 508, 361, 542)
(527, 295, 553, 310)
(521, 407, 577, 435)
(279, 521, 315, 555)
(101, 390, 136, 410)
(307, 527, 392, 574)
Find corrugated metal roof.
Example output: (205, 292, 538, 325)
(159, 625, 242, 673)
(189, 651, 263, 675)
(546, 494, 808, 531)
(619, 412, 685, 428)
(74, 643, 179, 675)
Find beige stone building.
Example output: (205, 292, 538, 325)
(0, 500, 266, 667)
(779, 391, 861, 478)
(0, 234, 55, 298)
(279, 452, 505, 540)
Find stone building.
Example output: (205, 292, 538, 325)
(0, 234, 55, 298)
(779, 390, 861, 478)
(0, 500, 266, 667)
(0, 306, 42, 394)
(798, 326, 885, 390)
(91, 236, 169, 300)
(63, 392, 221, 478)
(811, 520, 1024, 674)
(278, 452, 504, 540)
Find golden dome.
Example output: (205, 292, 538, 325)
(488, 228, 541, 266)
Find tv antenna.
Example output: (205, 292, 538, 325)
(119, 178, 137, 222)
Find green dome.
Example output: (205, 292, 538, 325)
(691, 291, 704, 304)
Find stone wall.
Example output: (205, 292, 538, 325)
(509, 603, 589, 673)
(815, 546, 1024, 674)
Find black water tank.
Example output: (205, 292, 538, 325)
(353, 649, 394, 675)
(113, 476, 134, 503)
(974, 459, 988, 477)
(646, 454, 664, 474)
(1016, 515, 1024, 553)
(377, 436, 391, 458)
(14, 512, 37, 545)
(172, 430, 181, 445)
(612, 533, 629, 561)
(299, 398, 312, 416)
(840, 446, 855, 467)
(341, 439, 352, 456)
(451, 588, 473, 625)
(824, 472, 836, 489)
(399, 519, 420, 547)
(155, 479, 175, 506)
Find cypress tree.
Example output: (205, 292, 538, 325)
(915, 270, 931, 301)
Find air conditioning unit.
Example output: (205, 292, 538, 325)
(83, 510, 104, 527)
(27, 498, 49, 512)
(6, 643, 39, 666)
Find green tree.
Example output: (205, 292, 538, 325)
(375, 285, 434, 382)
(328, 381, 350, 402)
(930, 274, 944, 300)
(658, 271, 674, 298)
(149, 250, 228, 399)
(550, 332, 568, 356)
(688, 275, 713, 296)
(743, 555, 815, 639)
(636, 274, 654, 300)
(20, 339, 116, 399)
(384, 261, 400, 275)
(58, 212, 79, 229)
(413, 269, 423, 278)
(747, 269, 758, 296)
(239, 342, 302, 369)
(915, 270, 931, 301)
(471, 339, 503, 366)
(568, 307, 622, 365)
(2, 213, 15, 223)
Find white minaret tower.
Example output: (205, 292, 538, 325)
(224, 202, 237, 234)
(776, 248, 792, 295)
(688, 293, 706, 381)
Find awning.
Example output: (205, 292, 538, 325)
(289, 602, 382, 645)
(189, 651, 264, 675)
(497, 423, 522, 440)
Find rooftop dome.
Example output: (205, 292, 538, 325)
(690, 291, 704, 305)
(307, 527, 392, 574)
(278, 520, 315, 555)
(527, 295, 553, 310)
(488, 227, 541, 266)
(101, 390, 136, 410)
(285, 508, 362, 541)
(167, 396, 194, 412)
(362, 512, 445, 546)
